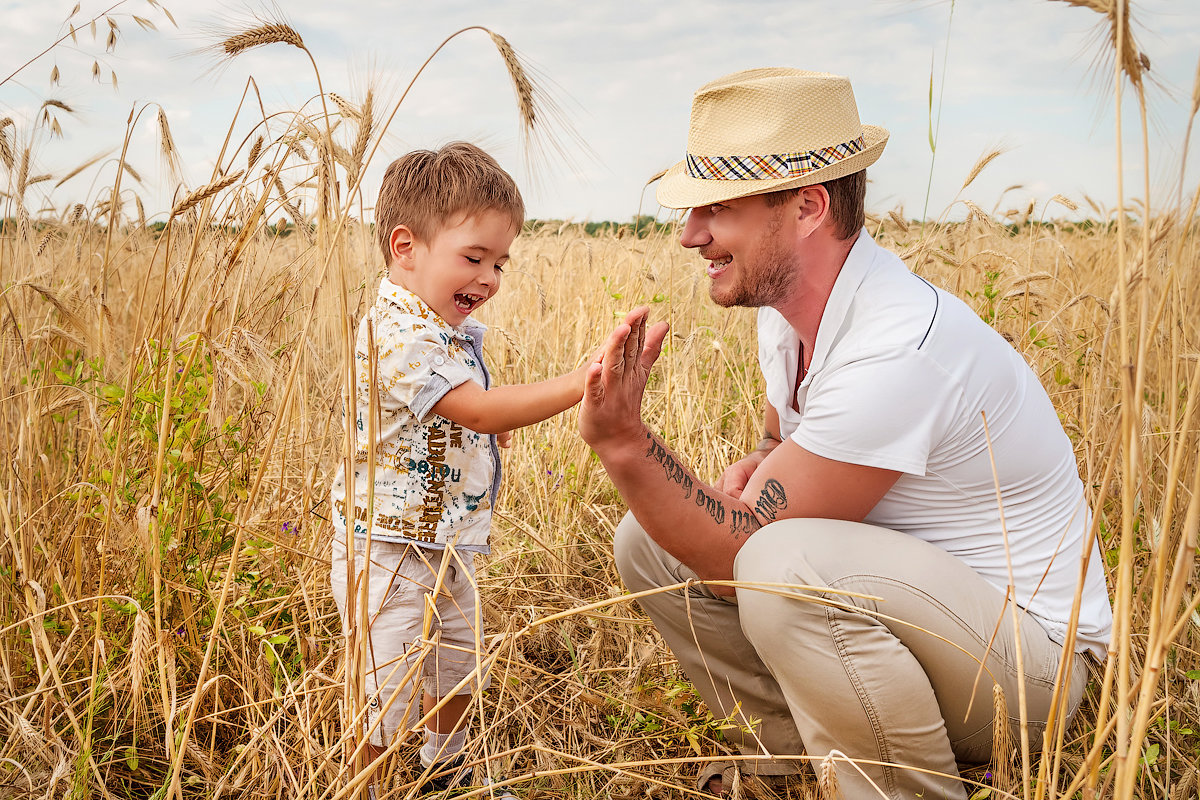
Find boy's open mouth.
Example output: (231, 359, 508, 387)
(454, 293, 485, 313)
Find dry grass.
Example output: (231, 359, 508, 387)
(2, 180, 1198, 800)
(2, 10, 1199, 800)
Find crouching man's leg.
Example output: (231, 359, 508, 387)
(735, 519, 1089, 800)
(614, 512, 805, 780)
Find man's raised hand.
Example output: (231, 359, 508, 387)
(579, 307, 669, 449)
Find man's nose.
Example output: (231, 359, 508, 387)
(679, 209, 711, 249)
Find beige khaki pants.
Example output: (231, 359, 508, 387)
(614, 514, 1089, 800)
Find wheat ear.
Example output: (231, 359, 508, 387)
(0, 117, 14, 170)
(817, 753, 842, 799)
(221, 23, 304, 56)
(170, 170, 243, 218)
(990, 682, 1013, 791)
(487, 31, 536, 135)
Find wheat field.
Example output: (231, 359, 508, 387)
(3, 6, 1200, 800)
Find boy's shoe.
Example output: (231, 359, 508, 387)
(419, 755, 518, 798)
(420, 753, 472, 792)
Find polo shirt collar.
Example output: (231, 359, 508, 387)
(803, 228, 877, 384)
(377, 278, 486, 342)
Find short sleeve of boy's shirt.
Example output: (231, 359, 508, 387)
(792, 348, 961, 476)
(363, 280, 484, 422)
(372, 320, 475, 420)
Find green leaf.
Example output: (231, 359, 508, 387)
(1186, 669, 1200, 680)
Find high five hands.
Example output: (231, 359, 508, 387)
(579, 307, 670, 449)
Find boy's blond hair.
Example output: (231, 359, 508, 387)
(375, 142, 525, 262)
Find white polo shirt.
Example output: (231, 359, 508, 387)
(758, 231, 1112, 658)
(330, 279, 500, 552)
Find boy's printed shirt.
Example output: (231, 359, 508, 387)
(330, 278, 501, 552)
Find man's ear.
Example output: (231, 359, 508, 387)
(388, 225, 416, 268)
(793, 184, 831, 238)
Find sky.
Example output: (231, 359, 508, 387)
(2, 0, 1199, 224)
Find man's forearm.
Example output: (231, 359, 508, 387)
(596, 428, 788, 580)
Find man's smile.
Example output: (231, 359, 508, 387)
(704, 253, 733, 278)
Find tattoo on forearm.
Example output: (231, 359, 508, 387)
(694, 487, 725, 524)
(729, 508, 760, 540)
(646, 434, 693, 499)
(753, 479, 789, 522)
(645, 433, 765, 541)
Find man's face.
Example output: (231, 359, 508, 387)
(679, 194, 797, 308)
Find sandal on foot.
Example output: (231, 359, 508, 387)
(697, 761, 737, 796)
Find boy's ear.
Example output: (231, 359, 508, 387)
(388, 225, 416, 268)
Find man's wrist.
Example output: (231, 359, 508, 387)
(589, 422, 652, 465)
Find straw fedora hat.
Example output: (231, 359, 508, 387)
(656, 68, 889, 209)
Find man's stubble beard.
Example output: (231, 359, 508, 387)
(709, 212, 797, 309)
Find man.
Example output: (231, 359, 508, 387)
(579, 69, 1111, 799)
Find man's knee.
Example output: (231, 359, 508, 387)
(735, 521, 838, 642)
(735, 520, 827, 585)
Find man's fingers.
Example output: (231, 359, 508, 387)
(602, 322, 631, 376)
(622, 307, 648, 366)
(641, 321, 670, 368)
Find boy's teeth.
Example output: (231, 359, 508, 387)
(455, 293, 483, 309)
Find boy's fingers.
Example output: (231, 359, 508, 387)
(583, 361, 604, 404)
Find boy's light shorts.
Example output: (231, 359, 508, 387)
(330, 537, 490, 746)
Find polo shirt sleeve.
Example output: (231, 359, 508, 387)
(791, 347, 961, 475)
(368, 319, 477, 422)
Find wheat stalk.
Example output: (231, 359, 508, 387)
(961, 147, 1005, 191)
(170, 170, 243, 218)
(486, 31, 536, 136)
(991, 683, 1013, 792)
(817, 753, 841, 799)
(40, 99, 75, 114)
(1050, 0, 1147, 88)
(329, 92, 359, 121)
(35, 229, 55, 256)
(348, 90, 373, 186)
(247, 135, 264, 169)
(221, 23, 305, 56)
(157, 107, 183, 182)
(0, 117, 14, 170)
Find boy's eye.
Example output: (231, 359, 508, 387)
(465, 256, 481, 265)
(494, 264, 504, 273)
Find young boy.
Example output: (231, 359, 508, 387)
(329, 142, 589, 793)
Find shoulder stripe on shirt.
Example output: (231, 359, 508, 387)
(916, 276, 939, 350)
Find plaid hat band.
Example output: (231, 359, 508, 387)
(685, 136, 866, 181)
